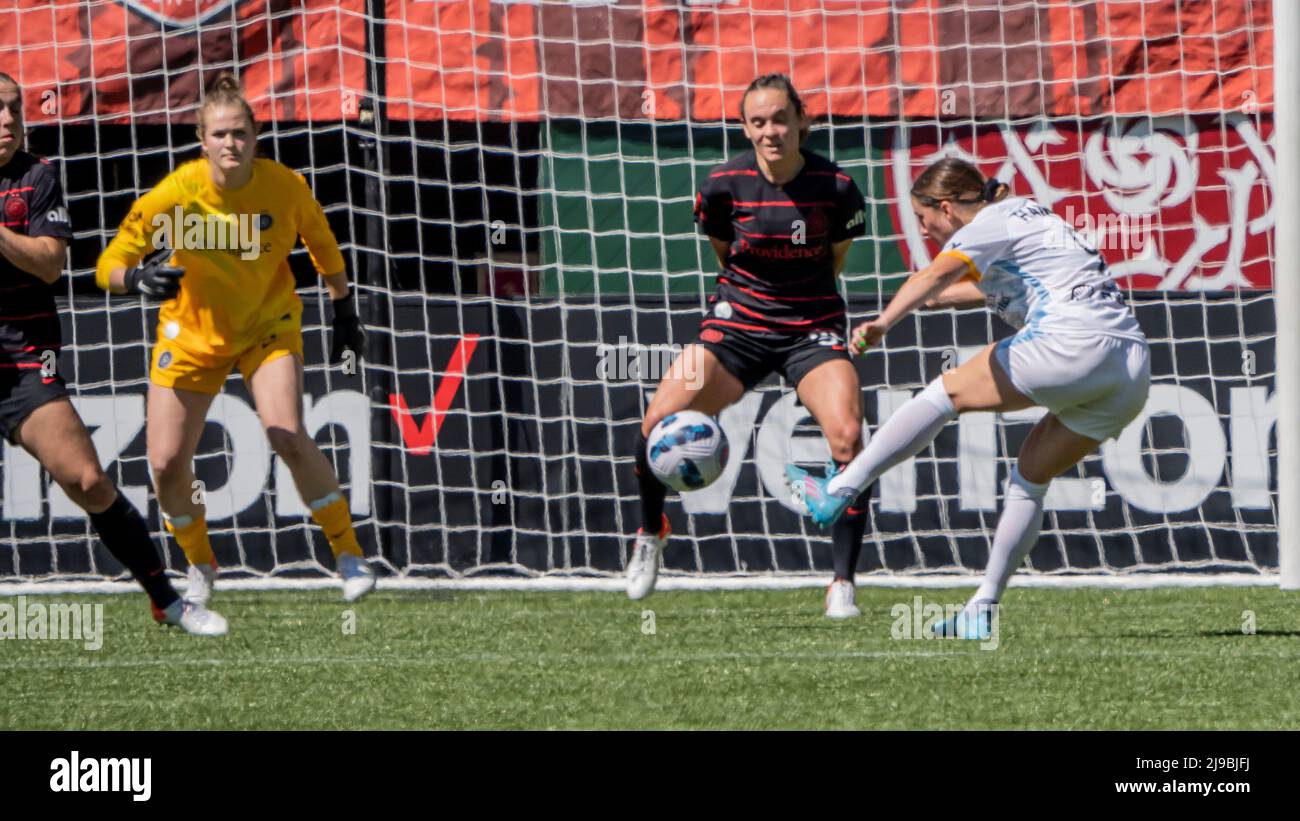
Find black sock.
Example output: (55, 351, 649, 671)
(635, 431, 667, 533)
(88, 493, 179, 611)
(831, 476, 874, 583)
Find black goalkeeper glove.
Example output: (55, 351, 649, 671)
(123, 253, 185, 300)
(329, 290, 366, 364)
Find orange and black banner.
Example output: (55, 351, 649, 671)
(2, 0, 1273, 124)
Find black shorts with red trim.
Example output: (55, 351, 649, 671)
(0, 364, 68, 444)
(695, 305, 850, 392)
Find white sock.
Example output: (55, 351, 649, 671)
(972, 466, 1050, 605)
(826, 377, 956, 496)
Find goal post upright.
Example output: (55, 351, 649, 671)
(1273, 0, 1300, 589)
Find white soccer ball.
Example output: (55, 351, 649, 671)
(646, 410, 729, 492)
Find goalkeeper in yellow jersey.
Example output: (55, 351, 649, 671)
(96, 72, 375, 606)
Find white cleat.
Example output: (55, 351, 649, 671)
(338, 553, 376, 602)
(824, 578, 862, 620)
(626, 516, 671, 601)
(185, 560, 217, 606)
(154, 598, 228, 637)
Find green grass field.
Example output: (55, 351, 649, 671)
(3, 586, 1298, 730)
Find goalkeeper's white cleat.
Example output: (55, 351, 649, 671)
(824, 578, 862, 619)
(185, 559, 217, 606)
(153, 599, 228, 637)
(338, 553, 376, 602)
(626, 515, 671, 601)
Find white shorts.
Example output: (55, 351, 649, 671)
(994, 331, 1151, 441)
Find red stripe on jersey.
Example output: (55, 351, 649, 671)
(0, 312, 57, 321)
(0, 186, 34, 197)
(710, 170, 759, 178)
(719, 277, 841, 303)
(2, 344, 60, 352)
(804, 171, 852, 181)
(737, 215, 754, 222)
(736, 226, 828, 240)
(728, 301, 844, 327)
(728, 264, 826, 288)
(732, 200, 837, 208)
(2, 220, 30, 227)
(0, 362, 43, 369)
(702, 318, 776, 333)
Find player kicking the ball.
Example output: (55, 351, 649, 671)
(96, 73, 375, 608)
(787, 158, 1151, 638)
(628, 74, 874, 616)
(0, 73, 224, 634)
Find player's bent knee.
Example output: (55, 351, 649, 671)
(265, 425, 310, 463)
(149, 453, 192, 490)
(827, 422, 862, 464)
(60, 464, 114, 511)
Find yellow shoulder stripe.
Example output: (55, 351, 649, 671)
(938, 249, 981, 282)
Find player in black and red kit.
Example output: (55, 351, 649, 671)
(0, 73, 223, 635)
(626, 74, 874, 617)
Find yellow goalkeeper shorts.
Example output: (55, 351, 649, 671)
(149, 314, 303, 395)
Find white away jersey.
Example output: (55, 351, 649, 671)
(938, 196, 1144, 341)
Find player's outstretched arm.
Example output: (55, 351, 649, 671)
(923, 278, 984, 309)
(851, 253, 969, 352)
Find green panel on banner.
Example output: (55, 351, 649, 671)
(539, 120, 909, 297)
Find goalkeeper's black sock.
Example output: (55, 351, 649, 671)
(635, 430, 668, 533)
(88, 492, 180, 611)
(831, 475, 873, 583)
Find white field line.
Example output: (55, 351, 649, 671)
(0, 572, 1282, 597)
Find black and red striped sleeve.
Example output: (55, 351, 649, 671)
(25, 161, 73, 241)
(829, 171, 867, 243)
(693, 169, 734, 242)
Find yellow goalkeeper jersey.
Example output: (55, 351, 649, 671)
(96, 157, 346, 358)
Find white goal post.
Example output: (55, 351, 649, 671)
(1272, 0, 1300, 589)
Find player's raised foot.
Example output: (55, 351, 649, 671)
(152, 598, 228, 637)
(931, 600, 997, 641)
(626, 515, 671, 601)
(785, 464, 854, 529)
(184, 559, 217, 606)
(824, 578, 862, 619)
(338, 553, 376, 602)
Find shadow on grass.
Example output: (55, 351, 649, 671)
(1111, 629, 1300, 639)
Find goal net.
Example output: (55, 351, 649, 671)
(0, 0, 1280, 587)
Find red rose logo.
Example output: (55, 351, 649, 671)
(4, 195, 27, 223)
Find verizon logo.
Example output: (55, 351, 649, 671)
(390, 334, 479, 454)
(50, 751, 151, 801)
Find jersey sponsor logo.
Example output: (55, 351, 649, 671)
(735, 238, 828, 261)
(45, 206, 69, 224)
(4, 195, 27, 223)
(157, 350, 172, 370)
(843, 209, 865, 231)
(700, 328, 725, 344)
